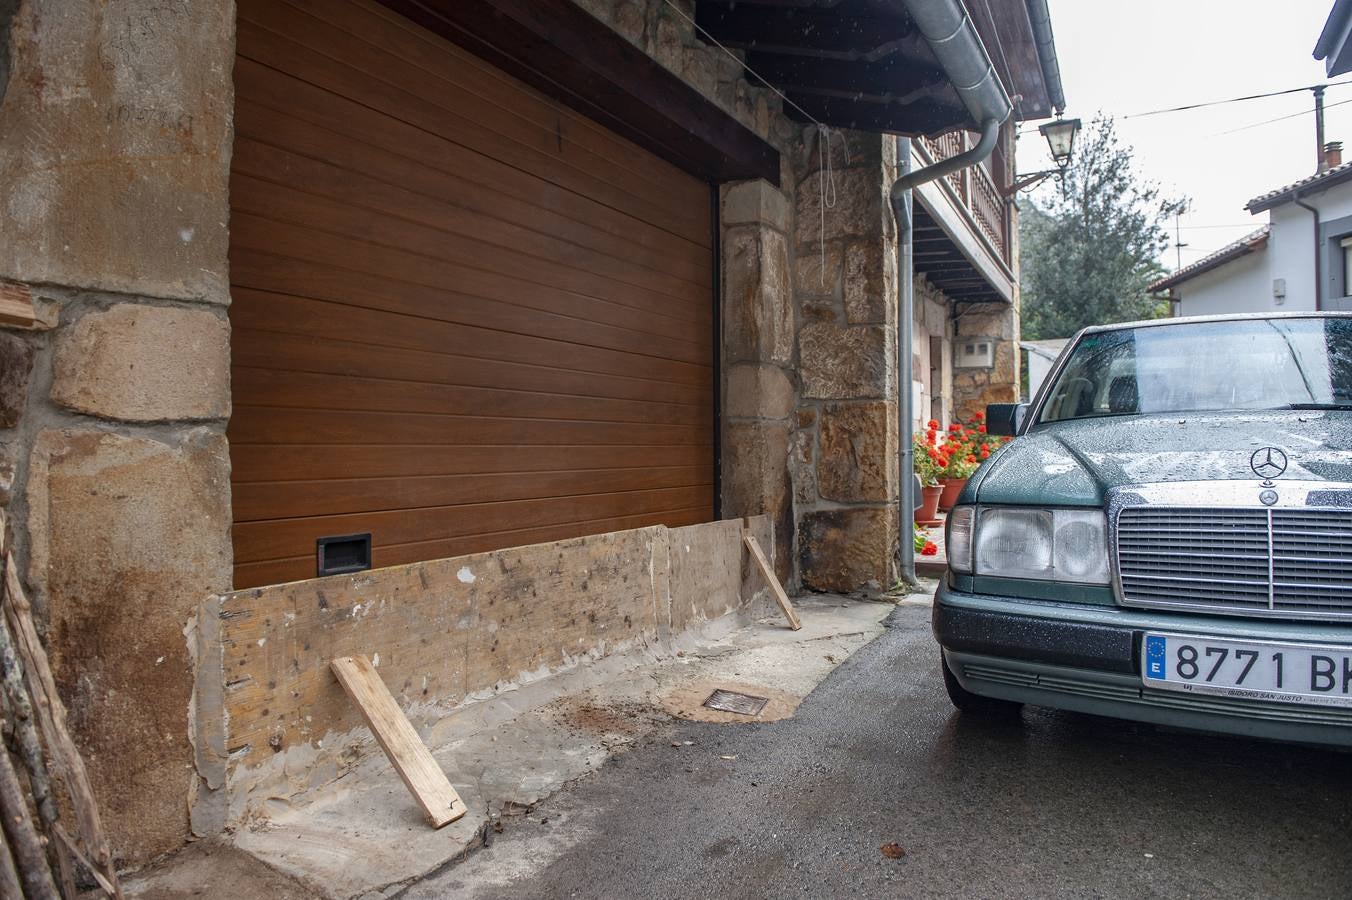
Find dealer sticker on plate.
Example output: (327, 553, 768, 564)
(1143, 632, 1352, 708)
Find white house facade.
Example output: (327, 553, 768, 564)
(1150, 154, 1352, 315)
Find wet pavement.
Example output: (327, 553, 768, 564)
(410, 603, 1352, 899)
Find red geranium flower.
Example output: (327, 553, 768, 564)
(921, 541, 938, 556)
(927, 419, 940, 430)
(977, 424, 987, 434)
(948, 423, 961, 432)
(973, 411, 985, 422)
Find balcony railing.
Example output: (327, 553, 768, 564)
(917, 133, 1012, 267)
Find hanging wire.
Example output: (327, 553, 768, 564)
(657, 0, 847, 286)
(659, 0, 827, 128)
(1215, 95, 1352, 136)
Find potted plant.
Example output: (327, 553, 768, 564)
(913, 424, 946, 523)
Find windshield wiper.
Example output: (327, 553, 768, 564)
(1286, 403, 1352, 410)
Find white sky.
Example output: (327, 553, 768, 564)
(1016, 0, 1351, 269)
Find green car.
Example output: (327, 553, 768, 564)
(934, 312, 1352, 746)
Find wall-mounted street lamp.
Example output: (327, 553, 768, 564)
(1002, 115, 1081, 196)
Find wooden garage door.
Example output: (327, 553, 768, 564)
(228, 0, 714, 589)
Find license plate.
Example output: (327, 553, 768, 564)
(1142, 632, 1352, 708)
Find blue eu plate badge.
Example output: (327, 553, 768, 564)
(1144, 635, 1166, 680)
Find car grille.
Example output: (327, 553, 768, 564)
(1115, 506, 1352, 620)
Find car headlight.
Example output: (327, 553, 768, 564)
(949, 506, 1109, 584)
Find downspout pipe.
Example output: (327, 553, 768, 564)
(891, 0, 1013, 588)
(1294, 191, 1323, 310)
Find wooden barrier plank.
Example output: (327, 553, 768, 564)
(330, 655, 466, 828)
(743, 532, 802, 631)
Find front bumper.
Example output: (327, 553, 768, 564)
(934, 581, 1352, 747)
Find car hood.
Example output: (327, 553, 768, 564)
(972, 411, 1352, 506)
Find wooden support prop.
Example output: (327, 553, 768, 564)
(330, 656, 467, 828)
(742, 532, 802, 631)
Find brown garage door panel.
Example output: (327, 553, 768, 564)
(230, 0, 716, 588)
(229, 329, 708, 408)
(230, 61, 709, 271)
(234, 13, 709, 247)
(230, 103, 711, 288)
(230, 444, 714, 485)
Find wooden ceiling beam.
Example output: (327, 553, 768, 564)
(695, 3, 915, 58)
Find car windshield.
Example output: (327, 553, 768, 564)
(1037, 317, 1352, 423)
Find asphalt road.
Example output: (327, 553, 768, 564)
(410, 604, 1352, 899)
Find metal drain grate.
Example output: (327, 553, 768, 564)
(703, 689, 769, 716)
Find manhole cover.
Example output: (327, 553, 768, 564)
(703, 688, 769, 716)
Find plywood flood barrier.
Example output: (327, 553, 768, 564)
(194, 515, 774, 824)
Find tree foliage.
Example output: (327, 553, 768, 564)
(1019, 116, 1186, 340)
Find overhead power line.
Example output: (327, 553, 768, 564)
(1020, 79, 1352, 135)
(1214, 95, 1352, 136)
(1121, 79, 1352, 120)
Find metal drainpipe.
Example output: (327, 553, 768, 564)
(889, 0, 1011, 589)
(891, 118, 1002, 589)
(1293, 191, 1323, 310)
(897, 138, 917, 586)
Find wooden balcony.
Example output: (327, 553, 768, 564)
(909, 127, 1017, 306)
(917, 132, 1012, 266)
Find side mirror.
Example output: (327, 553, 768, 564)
(985, 403, 1028, 436)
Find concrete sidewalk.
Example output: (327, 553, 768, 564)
(122, 595, 896, 899)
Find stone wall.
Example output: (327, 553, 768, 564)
(789, 134, 900, 594)
(0, 0, 237, 864)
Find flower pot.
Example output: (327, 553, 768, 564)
(915, 485, 943, 523)
(939, 477, 968, 511)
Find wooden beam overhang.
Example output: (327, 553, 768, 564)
(911, 197, 1012, 305)
(696, 0, 974, 135)
(695, 0, 1057, 135)
(376, 0, 781, 185)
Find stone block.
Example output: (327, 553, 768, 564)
(798, 506, 897, 595)
(613, 0, 645, 43)
(794, 241, 843, 298)
(682, 47, 717, 98)
(721, 419, 792, 582)
(0, 1, 234, 302)
(652, 13, 682, 71)
(843, 239, 896, 325)
(26, 428, 232, 862)
(991, 340, 1018, 386)
(790, 425, 818, 507)
(725, 363, 795, 420)
(723, 227, 793, 365)
(817, 401, 896, 503)
(723, 180, 791, 233)
(0, 331, 35, 428)
(52, 304, 229, 422)
(795, 168, 883, 247)
(798, 322, 891, 400)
